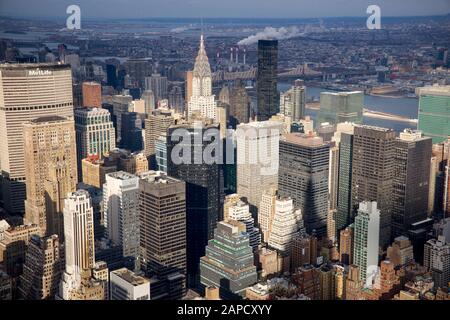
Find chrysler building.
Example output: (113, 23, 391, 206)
(188, 35, 216, 120)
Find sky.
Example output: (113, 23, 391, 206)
(0, 0, 449, 19)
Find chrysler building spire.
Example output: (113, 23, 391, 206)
(188, 34, 216, 120)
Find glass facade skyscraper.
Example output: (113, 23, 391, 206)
(417, 85, 450, 143)
(256, 40, 278, 121)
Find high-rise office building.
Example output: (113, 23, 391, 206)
(268, 197, 304, 254)
(236, 121, 282, 214)
(223, 195, 261, 251)
(187, 35, 216, 120)
(0, 224, 40, 277)
(318, 91, 363, 125)
(106, 64, 117, 88)
(145, 73, 168, 102)
(23, 116, 77, 238)
(111, 94, 133, 142)
(123, 58, 152, 88)
(185, 70, 193, 106)
(120, 112, 143, 152)
(59, 190, 97, 300)
(144, 109, 175, 167)
(103, 172, 140, 267)
(138, 171, 186, 299)
(200, 220, 257, 299)
(423, 235, 450, 289)
(0, 63, 74, 213)
(166, 120, 221, 286)
(19, 234, 63, 300)
(392, 129, 432, 238)
(258, 188, 277, 243)
(352, 125, 395, 248)
(278, 132, 329, 236)
(110, 268, 150, 300)
(169, 85, 184, 113)
(279, 79, 306, 122)
(417, 85, 450, 143)
(256, 40, 278, 121)
(353, 201, 380, 287)
(335, 124, 355, 232)
(339, 226, 353, 265)
(75, 107, 116, 179)
(141, 90, 156, 116)
(227, 81, 251, 127)
(82, 81, 102, 108)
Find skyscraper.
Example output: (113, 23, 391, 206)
(268, 197, 305, 254)
(103, 171, 140, 267)
(23, 116, 77, 238)
(19, 234, 63, 300)
(353, 201, 380, 287)
(138, 171, 186, 299)
(279, 79, 306, 122)
(59, 190, 97, 299)
(144, 109, 175, 167)
(339, 226, 353, 265)
(417, 85, 450, 143)
(75, 107, 116, 179)
(256, 40, 278, 121)
(145, 73, 168, 103)
(200, 220, 257, 299)
(223, 195, 261, 251)
(258, 188, 277, 243)
(0, 63, 74, 213)
(81, 82, 102, 108)
(168, 85, 184, 113)
(141, 90, 156, 116)
(336, 125, 355, 232)
(278, 132, 330, 236)
(351, 125, 395, 248)
(166, 120, 221, 286)
(318, 91, 363, 125)
(236, 121, 282, 214)
(120, 112, 143, 152)
(392, 129, 432, 238)
(423, 235, 450, 288)
(187, 35, 216, 120)
(228, 81, 251, 127)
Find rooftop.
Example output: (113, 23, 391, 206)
(112, 268, 149, 286)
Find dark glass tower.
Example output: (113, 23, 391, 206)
(166, 121, 222, 288)
(392, 130, 432, 238)
(256, 40, 278, 121)
(336, 132, 354, 232)
(120, 112, 143, 152)
(278, 133, 330, 237)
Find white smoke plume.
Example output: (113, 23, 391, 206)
(237, 26, 303, 46)
(170, 26, 191, 33)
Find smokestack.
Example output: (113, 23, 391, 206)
(230, 48, 233, 62)
(235, 47, 239, 64)
(243, 48, 246, 65)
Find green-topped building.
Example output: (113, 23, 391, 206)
(199, 220, 257, 299)
(417, 85, 450, 143)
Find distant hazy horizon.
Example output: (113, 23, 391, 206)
(1, 0, 449, 20)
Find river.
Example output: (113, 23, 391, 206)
(278, 82, 419, 132)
